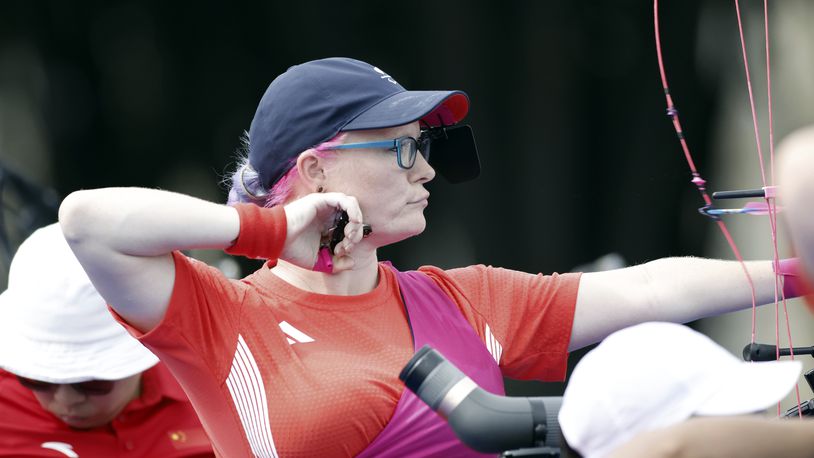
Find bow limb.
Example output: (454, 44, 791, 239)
(653, 0, 759, 335)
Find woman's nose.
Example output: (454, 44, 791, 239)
(411, 152, 436, 183)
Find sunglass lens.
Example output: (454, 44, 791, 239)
(16, 376, 55, 392)
(419, 135, 431, 161)
(16, 376, 116, 395)
(398, 137, 417, 168)
(74, 380, 116, 396)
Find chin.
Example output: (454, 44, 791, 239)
(64, 417, 101, 429)
(405, 218, 427, 238)
(413, 217, 427, 232)
(373, 213, 427, 245)
(379, 224, 426, 246)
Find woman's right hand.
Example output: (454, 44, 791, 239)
(281, 192, 366, 273)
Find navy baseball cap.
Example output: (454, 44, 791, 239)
(248, 57, 480, 189)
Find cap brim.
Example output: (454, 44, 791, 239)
(343, 90, 469, 131)
(696, 360, 802, 416)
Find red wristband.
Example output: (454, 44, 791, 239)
(773, 258, 814, 299)
(225, 203, 287, 260)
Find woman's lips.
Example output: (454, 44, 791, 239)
(408, 193, 430, 204)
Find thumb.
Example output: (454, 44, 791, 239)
(310, 248, 355, 273)
(331, 255, 356, 273)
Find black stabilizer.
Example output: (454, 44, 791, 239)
(743, 343, 814, 362)
(712, 188, 766, 199)
(744, 343, 780, 361)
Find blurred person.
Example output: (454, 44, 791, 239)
(0, 223, 213, 457)
(58, 57, 804, 457)
(558, 321, 802, 458)
(778, 125, 814, 303)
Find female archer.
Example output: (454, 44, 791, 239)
(58, 57, 800, 457)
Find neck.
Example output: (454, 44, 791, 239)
(271, 253, 380, 295)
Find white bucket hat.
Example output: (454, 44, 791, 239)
(559, 322, 802, 458)
(0, 223, 158, 383)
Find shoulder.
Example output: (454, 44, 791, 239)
(417, 263, 485, 282)
(418, 264, 571, 288)
(0, 370, 60, 438)
(0, 369, 35, 408)
(418, 264, 582, 310)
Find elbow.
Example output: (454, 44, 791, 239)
(59, 190, 102, 245)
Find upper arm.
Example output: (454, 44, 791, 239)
(59, 188, 240, 333)
(66, 237, 176, 333)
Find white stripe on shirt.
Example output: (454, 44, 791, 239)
(226, 334, 279, 458)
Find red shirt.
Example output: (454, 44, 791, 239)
(115, 251, 581, 457)
(0, 364, 214, 457)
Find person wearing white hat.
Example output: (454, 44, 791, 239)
(558, 322, 803, 458)
(0, 223, 214, 457)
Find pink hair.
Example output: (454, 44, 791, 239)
(265, 133, 345, 207)
(227, 133, 345, 208)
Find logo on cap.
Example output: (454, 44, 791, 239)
(373, 66, 398, 85)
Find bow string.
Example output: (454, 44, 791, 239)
(653, 0, 800, 416)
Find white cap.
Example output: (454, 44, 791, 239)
(0, 223, 158, 383)
(559, 322, 802, 458)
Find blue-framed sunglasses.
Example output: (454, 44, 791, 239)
(323, 132, 432, 169)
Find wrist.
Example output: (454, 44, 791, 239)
(773, 257, 814, 299)
(224, 203, 287, 260)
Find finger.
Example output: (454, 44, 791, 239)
(341, 196, 363, 225)
(322, 193, 363, 225)
(335, 236, 357, 257)
(344, 220, 364, 244)
(318, 193, 365, 243)
(333, 240, 346, 257)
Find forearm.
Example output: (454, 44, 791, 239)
(571, 257, 776, 349)
(640, 257, 777, 321)
(609, 417, 814, 458)
(59, 187, 239, 256)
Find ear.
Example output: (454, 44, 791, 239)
(295, 151, 326, 191)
